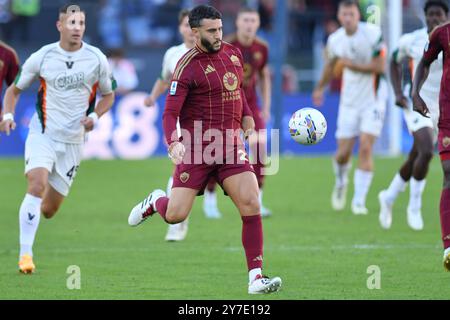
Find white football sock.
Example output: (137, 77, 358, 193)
(19, 194, 42, 257)
(259, 190, 264, 206)
(249, 268, 262, 283)
(408, 178, 426, 211)
(352, 169, 373, 207)
(204, 188, 217, 207)
(384, 173, 407, 205)
(166, 177, 173, 198)
(333, 159, 351, 188)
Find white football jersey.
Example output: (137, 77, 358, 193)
(327, 22, 386, 108)
(160, 43, 190, 81)
(15, 42, 116, 144)
(394, 27, 442, 99)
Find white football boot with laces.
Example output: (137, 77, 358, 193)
(407, 206, 424, 231)
(128, 189, 166, 226)
(378, 190, 393, 229)
(332, 184, 347, 211)
(165, 219, 189, 241)
(248, 275, 282, 294)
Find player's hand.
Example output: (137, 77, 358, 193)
(0, 119, 16, 136)
(340, 58, 354, 69)
(312, 87, 324, 107)
(81, 116, 95, 132)
(412, 93, 430, 118)
(242, 115, 255, 140)
(395, 94, 409, 109)
(168, 141, 185, 165)
(144, 95, 156, 107)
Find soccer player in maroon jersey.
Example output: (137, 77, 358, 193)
(0, 41, 20, 119)
(412, 17, 450, 271)
(219, 7, 272, 218)
(127, 5, 282, 294)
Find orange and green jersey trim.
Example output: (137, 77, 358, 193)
(87, 82, 99, 115)
(36, 77, 47, 133)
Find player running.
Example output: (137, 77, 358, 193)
(0, 40, 20, 118)
(312, 0, 387, 215)
(144, 9, 198, 242)
(379, 0, 447, 231)
(127, 5, 282, 294)
(0, 4, 116, 274)
(412, 3, 450, 271)
(221, 7, 272, 217)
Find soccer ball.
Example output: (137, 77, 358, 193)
(289, 108, 327, 145)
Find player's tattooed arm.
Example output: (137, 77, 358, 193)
(411, 58, 431, 118)
(389, 50, 408, 109)
(0, 85, 22, 136)
(312, 51, 337, 107)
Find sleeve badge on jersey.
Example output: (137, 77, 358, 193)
(424, 42, 429, 52)
(170, 81, 178, 95)
(230, 55, 241, 67)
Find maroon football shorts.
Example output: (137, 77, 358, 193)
(438, 126, 450, 161)
(172, 145, 255, 195)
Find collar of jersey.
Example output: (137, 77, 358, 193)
(57, 41, 85, 57)
(195, 43, 222, 55)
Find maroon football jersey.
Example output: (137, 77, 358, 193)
(227, 35, 269, 109)
(0, 41, 20, 111)
(423, 22, 450, 128)
(163, 42, 252, 147)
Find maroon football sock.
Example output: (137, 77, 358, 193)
(241, 215, 263, 271)
(154, 197, 169, 222)
(440, 189, 450, 249)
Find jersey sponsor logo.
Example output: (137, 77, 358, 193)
(55, 72, 85, 91)
(204, 64, 216, 75)
(170, 81, 178, 95)
(180, 172, 190, 183)
(443, 137, 450, 148)
(230, 55, 241, 67)
(65, 61, 75, 69)
(223, 72, 238, 91)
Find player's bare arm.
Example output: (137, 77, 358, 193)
(313, 53, 337, 106)
(390, 50, 409, 109)
(259, 65, 272, 122)
(144, 78, 170, 107)
(81, 92, 115, 132)
(0, 85, 22, 135)
(411, 57, 431, 117)
(341, 52, 386, 74)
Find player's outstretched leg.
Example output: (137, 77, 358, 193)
(332, 138, 355, 211)
(378, 145, 416, 229)
(128, 189, 167, 226)
(352, 134, 376, 215)
(202, 178, 222, 219)
(164, 176, 190, 241)
(222, 171, 281, 294)
(440, 160, 450, 271)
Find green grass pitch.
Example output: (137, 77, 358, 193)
(0, 157, 449, 299)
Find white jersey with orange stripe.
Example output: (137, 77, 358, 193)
(394, 27, 442, 99)
(15, 41, 116, 144)
(327, 22, 386, 109)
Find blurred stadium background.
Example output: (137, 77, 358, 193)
(0, 0, 432, 158)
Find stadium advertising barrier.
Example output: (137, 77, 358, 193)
(1, 92, 405, 158)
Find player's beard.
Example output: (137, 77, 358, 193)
(201, 37, 221, 53)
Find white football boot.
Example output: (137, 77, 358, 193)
(407, 206, 424, 231)
(248, 275, 282, 294)
(331, 184, 347, 211)
(443, 247, 450, 272)
(165, 219, 189, 241)
(128, 189, 166, 226)
(260, 205, 272, 218)
(351, 202, 368, 215)
(378, 190, 393, 229)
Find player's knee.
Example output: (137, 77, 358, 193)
(240, 195, 260, 215)
(165, 204, 188, 224)
(359, 143, 373, 160)
(27, 181, 46, 198)
(418, 148, 434, 162)
(335, 152, 350, 164)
